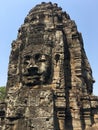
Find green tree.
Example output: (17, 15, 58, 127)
(0, 86, 6, 101)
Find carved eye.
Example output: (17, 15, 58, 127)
(24, 55, 31, 60)
(24, 55, 31, 65)
(34, 53, 40, 61)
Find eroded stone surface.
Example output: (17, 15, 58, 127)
(0, 2, 98, 130)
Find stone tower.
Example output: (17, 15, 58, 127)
(2, 2, 98, 130)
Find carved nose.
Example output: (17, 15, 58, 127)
(28, 65, 38, 75)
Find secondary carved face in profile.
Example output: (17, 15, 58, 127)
(22, 52, 52, 86)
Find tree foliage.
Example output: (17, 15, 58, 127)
(0, 86, 6, 101)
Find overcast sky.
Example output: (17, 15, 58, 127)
(0, 0, 98, 95)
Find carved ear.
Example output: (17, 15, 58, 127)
(55, 54, 60, 63)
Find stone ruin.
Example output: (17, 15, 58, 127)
(0, 2, 98, 130)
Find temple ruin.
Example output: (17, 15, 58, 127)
(0, 2, 98, 130)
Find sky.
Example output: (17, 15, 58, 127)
(0, 0, 98, 95)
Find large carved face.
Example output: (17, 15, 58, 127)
(21, 50, 52, 86)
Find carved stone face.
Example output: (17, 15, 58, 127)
(22, 51, 52, 86)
